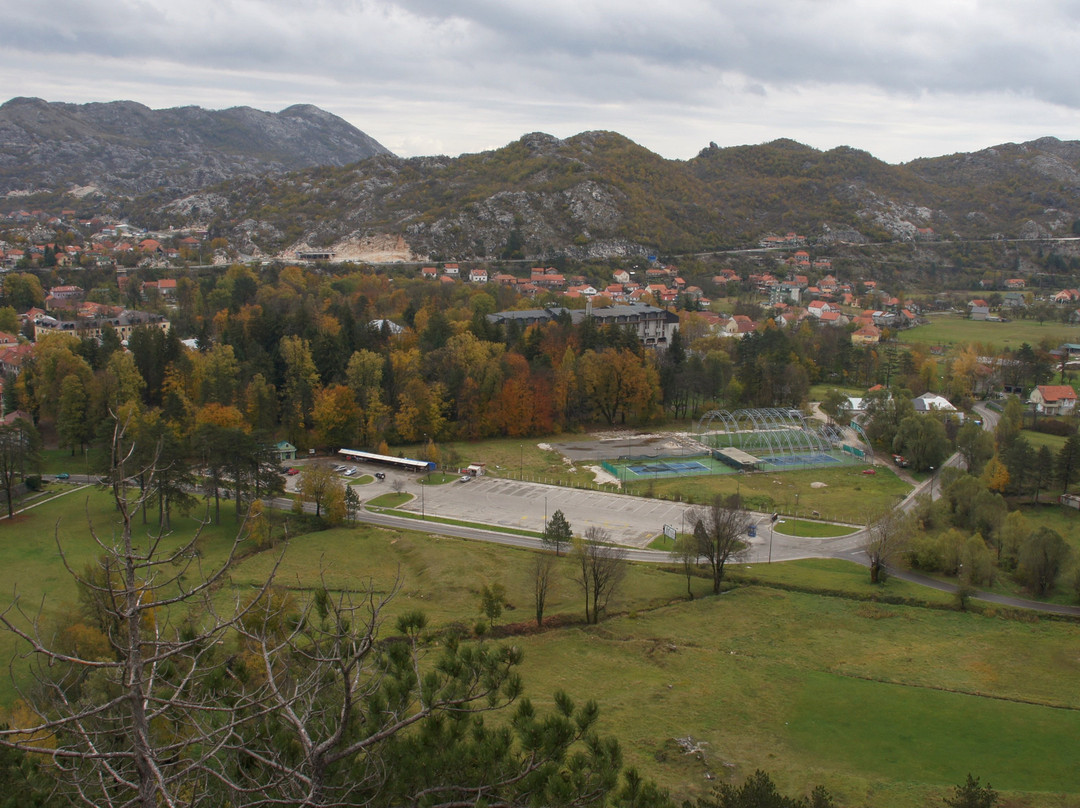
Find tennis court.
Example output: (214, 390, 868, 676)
(763, 453, 843, 468)
(626, 460, 711, 475)
(604, 455, 732, 479)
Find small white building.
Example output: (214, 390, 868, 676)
(912, 393, 956, 413)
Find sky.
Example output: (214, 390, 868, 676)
(4, 0, 1080, 164)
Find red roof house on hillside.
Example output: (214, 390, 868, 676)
(1030, 385, 1078, 415)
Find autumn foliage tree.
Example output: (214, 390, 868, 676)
(312, 383, 361, 450)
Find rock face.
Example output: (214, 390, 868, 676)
(0, 97, 392, 196)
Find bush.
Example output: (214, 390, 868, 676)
(24, 475, 41, 492)
(906, 534, 943, 571)
(1030, 419, 1076, 436)
(741, 494, 775, 512)
(936, 529, 967, 576)
(955, 582, 977, 611)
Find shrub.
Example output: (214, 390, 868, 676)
(1030, 419, 1075, 436)
(906, 534, 943, 571)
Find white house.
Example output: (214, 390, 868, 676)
(912, 393, 957, 413)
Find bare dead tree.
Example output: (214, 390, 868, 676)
(691, 496, 752, 594)
(0, 416, 285, 808)
(863, 507, 913, 584)
(532, 551, 557, 626)
(570, 527, 628, 625)
(670, 531, 700, 600)
(1, 418, 638, 808)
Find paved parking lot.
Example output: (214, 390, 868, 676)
(286, 461, 861, 560)
(391, 475, 695, 548)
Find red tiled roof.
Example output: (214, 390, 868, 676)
(1036, 385, 1077, 402)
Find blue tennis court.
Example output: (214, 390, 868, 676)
(627, 460, 711, 475)
(764, 453, 841, 467)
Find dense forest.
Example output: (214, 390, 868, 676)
(4, 263, 1059, 460)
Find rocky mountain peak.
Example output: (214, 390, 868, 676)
(0, 98, 392, 197)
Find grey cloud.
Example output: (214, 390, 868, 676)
(8, 0, 1080, 107)
(2, 0, 1080, 163)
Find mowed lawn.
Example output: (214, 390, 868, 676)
(899, 312, 1079, 350)
(5, 493, 1080, 806)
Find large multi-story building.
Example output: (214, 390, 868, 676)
(487, 303, 680, 347)
(34, 309, 170, 342)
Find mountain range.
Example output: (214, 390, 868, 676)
(3, 98, 1080, 261)
(0, 97, 391, 198)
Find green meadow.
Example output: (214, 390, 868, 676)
(627, 465, 911, 525)
(899, 312, 1080, 351)
(3, 489, 1080, 806)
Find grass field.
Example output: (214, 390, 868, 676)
(0, 486, 257, 705)
(1018, 428, 1069, 453)
(772, 518, 858, 538)
(513, 587, 1080, 806)
(899, 312, 1080, 350)
(6, 490, 1080, 806)
(626, 465, 910, 524)
(402, 436, 607, 489)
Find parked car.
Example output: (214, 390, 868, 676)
(286, 468, 300, 475)
(459, 474, 472, 482)
(892, 454, 909, 468)
(344, 468, 356, 477)
(55, 472, 70, 480)
(374, 472, 386, 481)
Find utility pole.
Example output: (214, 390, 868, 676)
(769, 512, 778, 563)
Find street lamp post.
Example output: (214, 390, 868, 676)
(519, 444, 523, 480)
(769, 512, 778, 563)
(929, 466, 935, 499)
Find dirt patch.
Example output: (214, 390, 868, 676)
(587, 464, 621, 486)
(550, 431, 708, 462)
(283, 233, 427, 263)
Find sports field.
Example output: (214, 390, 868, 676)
(763, 452, 844, 468)
(608, 448, 861, 480)
(616, 456, 729, 478)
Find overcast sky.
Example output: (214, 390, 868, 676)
(4, 0, 1079, 164)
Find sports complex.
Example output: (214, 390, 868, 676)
(599, 408, 873, 481)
